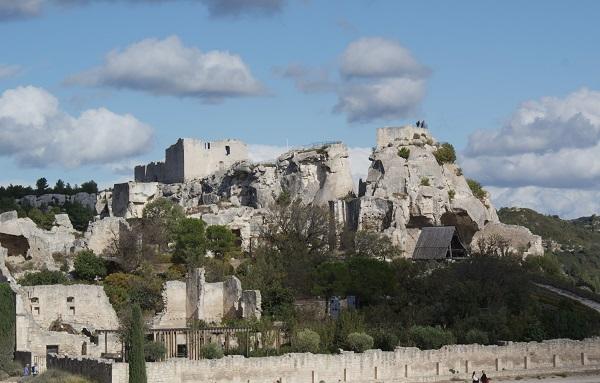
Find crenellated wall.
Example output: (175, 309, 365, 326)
(109, 338, 600, 383)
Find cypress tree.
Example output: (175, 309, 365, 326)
(128, 304, 147, 383)
(0, 283, 16, 372)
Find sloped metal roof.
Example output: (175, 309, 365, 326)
(412, 226, 458, 260)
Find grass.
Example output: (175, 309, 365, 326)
(22, 370, 93, 383)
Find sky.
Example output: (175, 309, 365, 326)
(1, 0, 600, 218)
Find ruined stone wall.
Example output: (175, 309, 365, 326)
(111, 182, 160, 218)
(22, 285, 119, 331)
(185, 268, 261, 325)
(112, 338, 600, 383)
(376, 126, 429, 149)
(153, 281, 187, 329)
(182, 138, 248, 183)
(135, 138, 248, 184)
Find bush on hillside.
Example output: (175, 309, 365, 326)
(18, 269, 69, 286)
(467, 179, 486, 200)
(464, 329, 489, 345)
(397, 147, 410, 159)
(408, 325, 456, 350)
(293, 329, 320, 353)
(346, 332, 374, 353)
(201, 343, 224, 359)
(433, 143, 457, 165)
(74, 250, 107, 281)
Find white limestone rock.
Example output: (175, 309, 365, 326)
(83, 217, 130, 255)
(112, 181, 160, 218)
(471, 222, 544, 257)
(357, 126, 501, 255)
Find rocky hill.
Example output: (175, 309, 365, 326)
(499, 207, 600, 291)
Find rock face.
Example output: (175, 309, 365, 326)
(0, 211, 131, 276)
(471, 222, 544, 257)
(351, 126, 500, 256)
(110, 142, 354, 250)
(18, 192, 97, 212)
(102, 129, 540, 258)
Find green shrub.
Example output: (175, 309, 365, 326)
(433, 143, 457, 165)
(464, 329, 489, 345)
(408, 325, 456, 350)
(397, 147, 410, 159)
(467, 179, 486, 200)
(371, 330, 398, 351)
(420, 177, 430, 186)
(293, 329, 320, 353)
(18, 269, 69, 286)
(201, 343, 224, 359)
(74, 251, 107, 281)
(144, 340, 166, 362)
(63, 202, 94, 231)
(346, 332, 374, 352)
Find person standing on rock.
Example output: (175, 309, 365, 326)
(481, 371, 488, 383)
(472, 371, 479, 383)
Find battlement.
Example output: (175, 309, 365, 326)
(376, 126, 433, 148)
(135, 137, 248, 183)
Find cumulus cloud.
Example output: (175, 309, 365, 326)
(0, 64, 21, 79)
(340, 37, 430, 80)
(462, 88, 600, 217)
(66, 35, 264, 102)
(488, 186, 600, 220)
(335, 38, 429, 123)
(280, 37, 429, 123)
(334, 77, 426, 123)
(0, 86, 153, 168)
(0, 0, 42, 20)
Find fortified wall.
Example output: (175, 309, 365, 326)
(135, 138, 248, 183)
(48, 338, 600, 383)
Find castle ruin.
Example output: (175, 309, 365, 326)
(135, 138, 248, 183)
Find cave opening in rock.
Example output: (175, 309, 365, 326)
(440, 211, 479, 245)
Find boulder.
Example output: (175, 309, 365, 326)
(471, 222, 544, 257)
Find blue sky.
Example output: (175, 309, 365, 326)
(2, 0, 600, 217)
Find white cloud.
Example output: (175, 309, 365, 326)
(347, 146, 371, 184)
(340, 37, 430, 80)
(466, 88, 600, 157)
(0, 86, 153, 168)
(0, 64, 21, 79)
(334, 77, 426, 123)
(280, 37, 429, 123)
(248, 144, 287, 163)
(488, 186, 600, 219)
(67, 36, 264, 102)
(0, 0, 42, 20)
(462, 88, 600, 217)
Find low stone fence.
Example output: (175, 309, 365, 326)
(47, 354, 114, 383)
(110, 338, 600, 383)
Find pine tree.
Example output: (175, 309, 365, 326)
(128, 304, 147, 383)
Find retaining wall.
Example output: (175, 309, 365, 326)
(109, 337, 600, 383)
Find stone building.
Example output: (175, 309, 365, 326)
(153, 268, 261, 328)
(135, 138, 248, 183)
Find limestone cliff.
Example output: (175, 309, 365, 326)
(353, 126, 541, 257)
